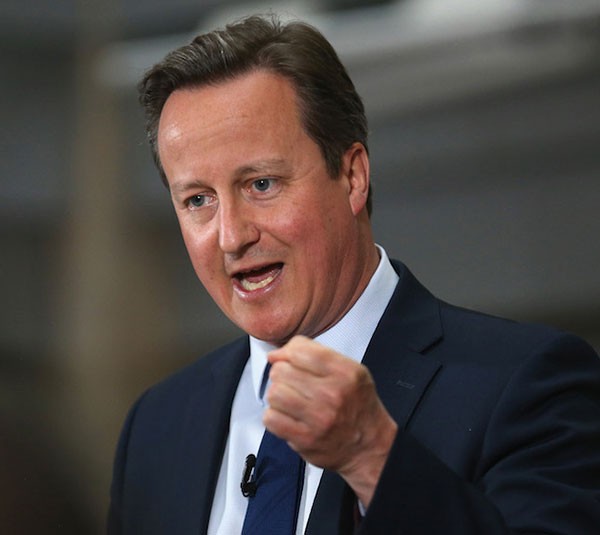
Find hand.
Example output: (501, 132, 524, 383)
(264, 335, 398, 507)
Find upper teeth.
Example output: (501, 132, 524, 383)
(240, 273, 276, 291)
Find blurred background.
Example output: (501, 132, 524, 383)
(1, 0, 599, 532)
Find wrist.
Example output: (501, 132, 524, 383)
(341, 412, 398, 508)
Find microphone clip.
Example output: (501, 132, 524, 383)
(240, 453, 257, 497)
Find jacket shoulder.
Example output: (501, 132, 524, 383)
(138, 335, 249, 408)
(435, 300, 596, 366)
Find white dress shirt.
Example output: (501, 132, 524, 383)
(207, 245, 399, 535)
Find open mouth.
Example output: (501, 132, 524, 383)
(235, 263, 283, 292)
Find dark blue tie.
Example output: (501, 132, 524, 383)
(241, 429, 305, 534)
(241, 362, 305, 534)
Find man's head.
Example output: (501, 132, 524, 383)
(139, 14, 371, 214)
(140, 15, 379, 345)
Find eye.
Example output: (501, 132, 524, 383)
(187, 194, 206, 208)
(252, 178, 274, 192)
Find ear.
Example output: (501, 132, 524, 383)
(341, 142, 370, 216)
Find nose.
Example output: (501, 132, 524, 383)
(217, 198, 259, 254)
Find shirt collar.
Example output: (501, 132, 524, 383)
(249, 245, 398, 403)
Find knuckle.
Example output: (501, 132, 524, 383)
(322, 387, 344, 411)
(269, 362, 282, 380)
(266, 382, 280, 405)
(314, 407, 337, 432)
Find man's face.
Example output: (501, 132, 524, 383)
(158, 70, 373, 345)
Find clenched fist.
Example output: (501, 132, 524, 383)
(264, 335, 398, 507)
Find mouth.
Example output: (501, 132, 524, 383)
(234, 263, 283, 292)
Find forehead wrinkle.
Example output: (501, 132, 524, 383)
(235, 158, 288, 176)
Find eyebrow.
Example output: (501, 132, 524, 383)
(170, 158, 289, 194)
(170, 180, 207, 195)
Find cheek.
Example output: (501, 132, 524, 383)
(187, 246, 229, 305)
(276, 196, 327, 239)
(284, 216, 333, 271)
(180, 226, 217, 274)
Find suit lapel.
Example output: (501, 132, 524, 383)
(363, 261, 443, 429)
(170, 338, 249, 534)
(306, 261, 443, 534)
(305, 471, 356, 535)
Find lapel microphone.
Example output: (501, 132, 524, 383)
(240, 453, 257, 497)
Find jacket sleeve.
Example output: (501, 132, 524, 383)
(359, 334, 600, 534)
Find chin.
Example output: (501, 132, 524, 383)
(244, 323, 291, 346)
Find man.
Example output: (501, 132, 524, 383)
(108, 15, 600, 534)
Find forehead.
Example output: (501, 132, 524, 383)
(156, 70, 319, 183)
(158, 70, 302, 142)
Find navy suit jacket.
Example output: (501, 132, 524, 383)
(108, 261, 600, 534)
